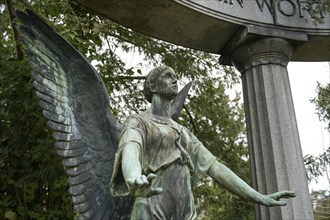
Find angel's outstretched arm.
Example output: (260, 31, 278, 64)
(122, 143, 142, 183)
(122, 143, 163, 198)
(208, 161, 296, 206)
(120, 129, 163, 198)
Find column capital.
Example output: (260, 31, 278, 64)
(231, 38, 293, 73)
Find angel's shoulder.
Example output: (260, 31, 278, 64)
(123, 112, 149, 128)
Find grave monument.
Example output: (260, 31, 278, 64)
(73, 0, 330, 219)
(17, 9, 295, 220)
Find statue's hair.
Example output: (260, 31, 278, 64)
(144, 66, 170, 103)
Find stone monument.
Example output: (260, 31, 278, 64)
(73, 0, 330, 219)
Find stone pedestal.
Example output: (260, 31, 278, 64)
(231, 38, 313, 220)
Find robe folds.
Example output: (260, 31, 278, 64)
(110, 110, 216, 220)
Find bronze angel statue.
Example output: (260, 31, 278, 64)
(16, 9, 295, 220)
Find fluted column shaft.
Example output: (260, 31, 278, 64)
(231, 38, 313, 220)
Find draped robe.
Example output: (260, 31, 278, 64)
(110, 110, 216, 220)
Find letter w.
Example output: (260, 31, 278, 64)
(255, 0, 273, 13)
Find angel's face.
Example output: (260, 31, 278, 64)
(155, 67, 178, 100)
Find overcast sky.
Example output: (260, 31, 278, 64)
(288, 62, 330, 192)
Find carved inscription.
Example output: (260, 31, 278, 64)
(277, 0, 297, 16)
(218, 0, 244, 8)
(255, 0, 273, 13)
(298, 1, 325, 18)
(217, 0, 326, 20)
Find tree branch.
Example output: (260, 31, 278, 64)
(110, 75, 146, 80)
(5, 0, 23, 61)
(184, 105, 199, 133)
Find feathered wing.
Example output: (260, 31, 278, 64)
(15, 9, 134, 219)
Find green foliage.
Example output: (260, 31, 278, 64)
(1, 0, 253, 219)
(0, 56, 74, 218)
(181, 71, 253, 219)
(302, 0, 330, 24)
(304, 148, 330, 182)
(304, 81, 330, 182)
(311, 82, 330, 132)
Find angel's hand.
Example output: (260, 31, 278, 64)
(126, 173, 163, 198)
(261, 191, 296, 207)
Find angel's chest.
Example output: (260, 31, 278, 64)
(147, 123, 179, 147)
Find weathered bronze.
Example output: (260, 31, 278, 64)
(16, 9, 295, 220)
(110, 66, 296, 219)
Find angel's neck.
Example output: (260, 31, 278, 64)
(151, 95, 172, 118)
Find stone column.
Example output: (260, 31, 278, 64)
(231, 38, 313, 220)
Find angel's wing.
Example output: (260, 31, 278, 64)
(171, 82, 192, 121)
(15, 9, 134, 219)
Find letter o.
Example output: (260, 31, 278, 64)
(277, 0, 296, 16)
